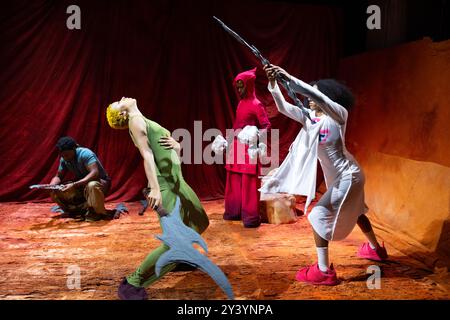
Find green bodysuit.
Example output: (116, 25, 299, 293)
(126, 115, 209, 288)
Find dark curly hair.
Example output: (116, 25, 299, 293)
(56, 136, 78, 151)
(311, 79, 355, 111)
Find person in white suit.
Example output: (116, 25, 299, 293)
(261, 64, 388, 285)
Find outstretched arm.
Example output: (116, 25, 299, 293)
(265, 65, 348, 125)
(263, 65, 308, 125)
(129, 117, 162, 210)
(288, 76, 347, 125)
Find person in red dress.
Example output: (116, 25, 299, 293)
(223, 67, 271, 228)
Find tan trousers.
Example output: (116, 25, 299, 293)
(51, 179, 110, 214)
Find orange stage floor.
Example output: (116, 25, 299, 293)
(0, 200, 448, 300)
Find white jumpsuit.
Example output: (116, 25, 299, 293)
(259, 78, 367, 241)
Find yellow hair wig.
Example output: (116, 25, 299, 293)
(106, 104, 129, 130)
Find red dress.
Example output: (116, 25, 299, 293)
(224, 68, 271, 227)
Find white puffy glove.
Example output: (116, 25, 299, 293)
(248, 142, 268, 160)
(258, 142, 267, 158)
(237, 125, 259, 147)
(212, 134, 228, 154)
(247, 146, 259, 159)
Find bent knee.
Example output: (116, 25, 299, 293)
(86, 181, 101, 190)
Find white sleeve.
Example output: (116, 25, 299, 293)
(288, 76, 348, 125)
(268, 81, 307, 125)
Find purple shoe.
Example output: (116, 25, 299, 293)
(357, 242, 388, 261)
(117, 278, 148, 300)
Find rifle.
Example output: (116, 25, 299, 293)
(213, 16, 312, 122)
(29, 184, 64, 191)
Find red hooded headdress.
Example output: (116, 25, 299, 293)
(234, 67, 257, 101)
(226, 67, 271, 174)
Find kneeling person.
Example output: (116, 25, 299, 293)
(49, 136, 111, 221)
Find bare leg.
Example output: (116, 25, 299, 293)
(313, 228, 328, 247)
(357, 214, 380, 248)
(357, 214, 373, 232)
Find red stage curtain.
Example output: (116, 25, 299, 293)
(0, 0, 342, 202)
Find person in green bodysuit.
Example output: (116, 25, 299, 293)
(106, 97, 209, 300)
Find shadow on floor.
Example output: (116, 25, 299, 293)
(343, 255, 434, 283)
(30, 216, 114, 231)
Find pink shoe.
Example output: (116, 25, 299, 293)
(357, 242, 388, 261)
(295, 263, 340, 286)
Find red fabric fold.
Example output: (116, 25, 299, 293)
(0, 0, 342, 202)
